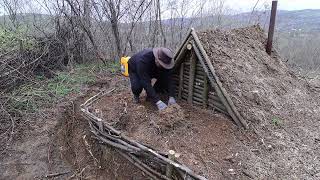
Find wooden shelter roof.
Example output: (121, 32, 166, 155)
(173, 28, 248, 128)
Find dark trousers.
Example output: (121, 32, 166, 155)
(129, 72, 169, 97)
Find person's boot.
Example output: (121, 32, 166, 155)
(133, 95, 140, 104)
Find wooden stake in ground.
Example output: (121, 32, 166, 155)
(166, 150, 176, 178)
(266, 0, 278, 55)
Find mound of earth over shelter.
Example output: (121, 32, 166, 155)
(198, 25, 320, 179)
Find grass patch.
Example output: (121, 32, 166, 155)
(7, 62, 119, 113)
(9, 84, 54, 112)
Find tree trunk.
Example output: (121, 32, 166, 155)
(108, 1, 122, 61)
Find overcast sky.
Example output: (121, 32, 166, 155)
(1, 0, 320, 16)
(224, 0, 320, 12)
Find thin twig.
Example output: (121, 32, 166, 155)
(45, 171, 71, 178)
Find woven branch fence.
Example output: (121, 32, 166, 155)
(80, 88, 207, 180)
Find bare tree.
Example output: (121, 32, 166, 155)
(1, 0, 20, 29)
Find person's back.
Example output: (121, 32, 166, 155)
(128, 48, 156, 76)
(128, 47, 177, 111)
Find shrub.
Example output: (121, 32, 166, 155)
(0, 27, 36, 52)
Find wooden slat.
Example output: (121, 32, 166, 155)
(203, 76, 209, 108)
(187, 53, 196, 104)
(208, 99, 227, 111)
(192, 100, 203, 106)
(193, 96, 203, 103)
(195, 71, 205, 76)
(208, 93, 221, 101)
(185, 69, 204, 76)
(178, 63, 184, 100)
(208, 103, 229, 115)
(194, 87, 204, 94)
(182, 91, 188, 100)
(195, 74, 205, 79)
(196, 65, 205, 71)
(194, 78, 204, 84)
(183, 84, 203, 91)
(208, 95, 222, 102)
(194, 83, 204, 89)
(193, 92, 203, 99)
(182, 88, 189, 93)
(195, 75, 204, 80)
(195, 74, 204, 79)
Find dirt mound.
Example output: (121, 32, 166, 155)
(158, 104, 185, 131)
(198, 25, 320, 179)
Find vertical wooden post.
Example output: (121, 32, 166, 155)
(178, 63, 184, 100)
(266, 0, 278, 55)
(188, 54, 196, 104)
(166, 150, 176, 178)
(202, 76, 209, 108)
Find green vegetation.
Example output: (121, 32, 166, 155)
(0, 27, 36, 52)
(271, 117, 282, 126)
(7, 62, 120, 113)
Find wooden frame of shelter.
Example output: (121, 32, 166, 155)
(172, 28, 248, 128)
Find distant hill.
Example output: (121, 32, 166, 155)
(233, 9, 320, 33)
(161, 9, 320, 34)
(276, 9, 320, 32)
(1, 9, 320, 33)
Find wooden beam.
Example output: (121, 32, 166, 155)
(178, 63, 184, 100)
(166, 150, 176, 178)
(208, 103, 229, 115)
(187, 53, 196, 104)
(266, 0, 278, 55)
(203, 77, 209, 108)
(174, 28, 193, 60)
(173, 28, 193, 70)
(173, 43, 188, 71)
(208, 93, 223, 103)
(187, 43, 192, 50)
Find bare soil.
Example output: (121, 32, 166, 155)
(0, 106, 73, 179)
(198, 25, 320, 179)
(0, 78, 150, 180)
(91, 83, 256, 179)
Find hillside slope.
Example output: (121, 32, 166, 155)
(198, 25, 320, 179)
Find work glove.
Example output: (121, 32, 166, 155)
(156, 100, 167, 111)
(168, 97, 176, 106)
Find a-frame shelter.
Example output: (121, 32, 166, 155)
(172, 28, 248, 128)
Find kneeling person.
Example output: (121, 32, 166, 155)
(128, 47, 177, 111)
